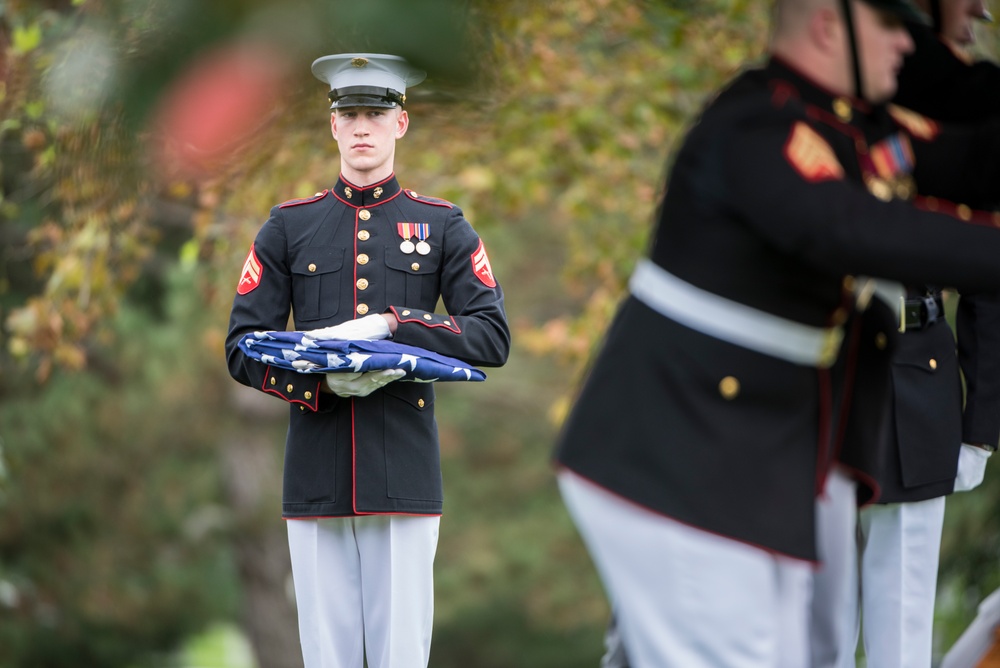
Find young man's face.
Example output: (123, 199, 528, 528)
(937, 0, 990, 47)
(331, 106, 409, 183)
(854, 1, 915, 103)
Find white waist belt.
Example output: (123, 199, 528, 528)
(628, 259, 843, 368)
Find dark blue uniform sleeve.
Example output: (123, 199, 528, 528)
(899, 107, 1000, 451)
(957, 293, 1000, 447)
(908, 116, 1000, 208)
(388, 206, 510, 368)
(225, 208, 327, 412)
(719, 111, 1000, 293)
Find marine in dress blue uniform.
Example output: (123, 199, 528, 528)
(876, 0, 1000, 506)
(554, 1, 1000, 665)
(828, 2, 1000, 665)
(913, 6, 1000, 663)
(226, 53, 509, 668)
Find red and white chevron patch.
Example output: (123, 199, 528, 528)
(237, 243, 263, 295)
(471, 239, 496, 288)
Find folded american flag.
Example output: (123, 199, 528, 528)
(238, 331, 486, 382)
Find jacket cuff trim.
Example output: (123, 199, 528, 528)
(390, 306, 461, 334)
(260, 365, 321, 411)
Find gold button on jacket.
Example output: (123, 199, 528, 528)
(719, 376, 740, 400)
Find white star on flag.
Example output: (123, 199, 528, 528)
(346, 352, 371, 372)
(399, 354, 419, 371)
(453, 367, 472, 380)
(296, 335, 321, 351)
(326, 354, 347, 368)
(282, 349, 302, 362)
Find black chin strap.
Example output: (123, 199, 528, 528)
(839, 0, 865, 101)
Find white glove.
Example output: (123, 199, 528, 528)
(954, 443, 992, 492)
(304, 314, 390, 341)
(325, 369, 405, 397)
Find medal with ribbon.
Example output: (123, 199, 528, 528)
(862, 132, 916, 201)
(415, 224, 431, 255)
(397, 223, 430, 255)
(397, 223, 416, 254)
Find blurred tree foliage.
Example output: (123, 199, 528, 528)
(0, 269, 239, 666)
(1, 0, 998, 665)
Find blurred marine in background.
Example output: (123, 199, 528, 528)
(555, 0, 1000, 665)
(225, 53, 509, 668)
(810, 1, 1000, 666)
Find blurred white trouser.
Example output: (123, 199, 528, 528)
(286, 515, 440, 668)
(558, 470, 811, 668)
(858, 497, 946, 668)
(809, 467, 860, 668)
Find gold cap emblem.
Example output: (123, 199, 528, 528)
(351, 57, 368, 68)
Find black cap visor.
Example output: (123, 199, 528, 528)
(329, 85, 404, 110)
(861, 0, 931, 24)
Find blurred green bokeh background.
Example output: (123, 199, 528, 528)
(0, 1, 997, 666)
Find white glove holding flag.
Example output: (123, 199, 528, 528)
(304, 314, 391, 341)
(954, 443, 992, 492)
(325, 369, 406, 397)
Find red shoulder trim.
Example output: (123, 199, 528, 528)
(279, 190, 330, 209)
(768, 80, 799, 109)
(404, 189, 454, 209)
(888, 105, 940, 142)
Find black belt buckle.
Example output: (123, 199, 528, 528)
(902, 295, 943, 331)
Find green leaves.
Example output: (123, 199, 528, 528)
(11, 22, 41, 55)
